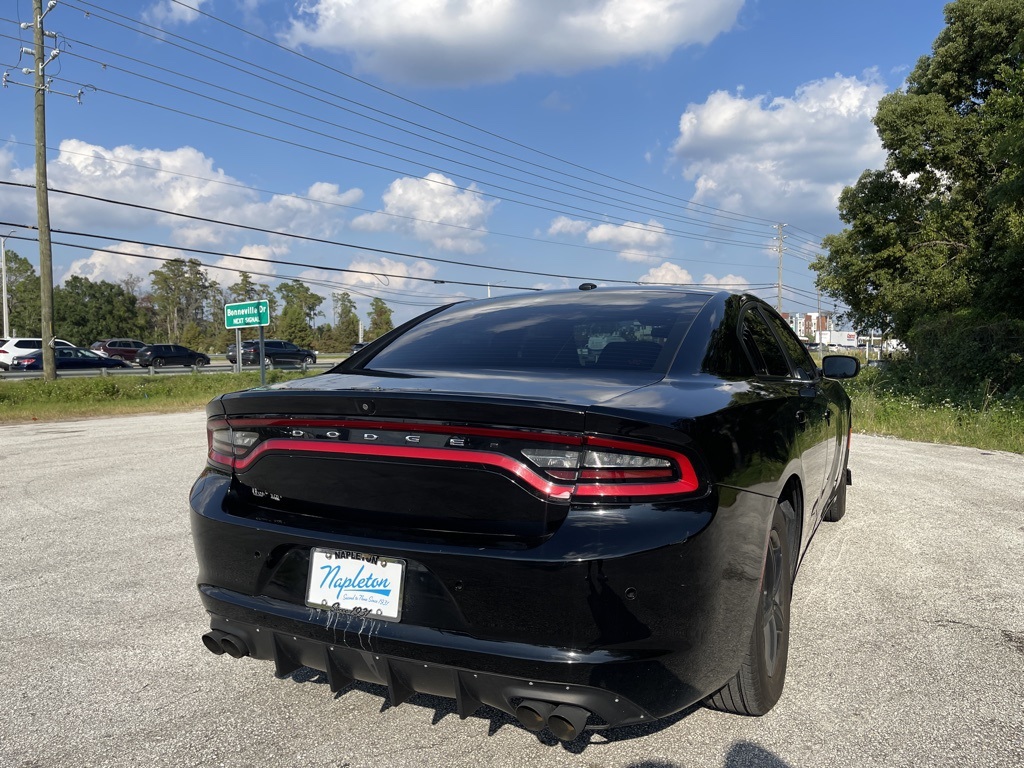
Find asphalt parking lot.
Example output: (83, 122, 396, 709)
(1, 411, 1022, 767)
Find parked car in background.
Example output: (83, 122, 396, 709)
(0, 337, 76, 370)
(90, 338, 149, 362)
(11, 346, 132, 371)
(192, 286, 860, 741)
(137, 344, 210, 368)
(229, 339, 316, 367)
(350, 342, 369, 354)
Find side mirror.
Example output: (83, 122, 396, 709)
(821, 355, 860, 379)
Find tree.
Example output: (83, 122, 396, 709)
(331, 291, 360, 350)
(365, 297, 394, 341)
(148, 259, 220, 342)
(813, 0, 1024, 394)
(3, 250, 40, 337)
(276, 279, 323, 328)
(53, 276, 148, 346)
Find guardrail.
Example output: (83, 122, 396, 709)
(0, 360, 340, 381)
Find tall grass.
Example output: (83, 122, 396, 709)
(844, 365, 1024, 453)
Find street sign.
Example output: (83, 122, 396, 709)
(224, 300, 270, 329)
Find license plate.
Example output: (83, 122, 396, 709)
(306, 549, 405, 622)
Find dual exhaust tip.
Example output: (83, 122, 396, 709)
(515, 700, 591, 741)
(201, 630, 249, 659)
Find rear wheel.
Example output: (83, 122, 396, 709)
(264, 356, 273, 368)
(152, 357, 165, 368)
(705, 499, 793, 716)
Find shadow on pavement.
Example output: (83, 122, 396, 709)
(285, 668, 793, 763)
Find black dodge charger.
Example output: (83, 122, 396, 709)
(190, 287, 860, 740)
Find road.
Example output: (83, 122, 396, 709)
(1, 412, 1021, 768)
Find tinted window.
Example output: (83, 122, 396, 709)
(763, 311, 817, 380)
(366, 292, 710, 372)
(15, 340, 42, 349)
(741, 310, 790, 377)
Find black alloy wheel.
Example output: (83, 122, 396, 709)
(704, 499, 793, 716)
(152, 358, 165, 367)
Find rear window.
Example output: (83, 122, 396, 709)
(365, 291, 710, 372)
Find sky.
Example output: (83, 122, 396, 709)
(0, 0, 952, 329)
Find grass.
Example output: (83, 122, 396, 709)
(0, 370, 316, 424)
(2, 367, 1022, 454)
(843, 363, 1024, 454)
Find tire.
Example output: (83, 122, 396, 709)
(152, 358, 165, 368)
(705, 499, 793, 716)
(194, 358, 207, 368)
(302, 355, 315, 365)
(264, 356, 273, 368)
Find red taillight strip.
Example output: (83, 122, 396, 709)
(224, 418, 584, 446)
(232, 439, 573, 500)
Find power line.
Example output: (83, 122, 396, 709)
(55, 2, 790, 232)
(0, 137, 786, 271)
(40, 30, 783, 243)
(31, 64, 784, 255)
(3, 226, 774, 296)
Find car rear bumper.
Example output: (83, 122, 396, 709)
(190, 471, 773, 728)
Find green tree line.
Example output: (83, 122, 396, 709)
(0, 252, 395, 354)
(814, 0, 1024, 400)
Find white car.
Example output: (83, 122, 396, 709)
(0, 337, 76, 370)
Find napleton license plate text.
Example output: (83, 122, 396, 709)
(306, 549, 405, 622)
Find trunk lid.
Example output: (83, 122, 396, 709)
(210, 370, 663, 543)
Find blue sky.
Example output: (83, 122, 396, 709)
(1, 0, 950, 327)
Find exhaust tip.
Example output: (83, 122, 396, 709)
(201, 629, 250, 658)
(219, 633, 250, 659)
(201, 630, 227, 655)
(514, 701, 556, 732)
(546, 704, 590, 742)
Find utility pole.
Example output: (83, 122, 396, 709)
(815, 288, 823, 345)
(1, 230, 13, 338)
(774, 223, 787, 311)
(32, 0, 57, 380)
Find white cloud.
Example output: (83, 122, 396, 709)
(284, 0, 744, 86)
(207, 243, 283, 285)
(2, 139, 364, 249)
(351, 173, 497, 254)
(637, 262, 749, 290)
(143, 0, 211, 26)
(548, 216, 671, 263)
(547, 216, 589, 237)
(671, 73, 888, 225)
(63, 242, 184, 286)
(343, 256, 438, 289)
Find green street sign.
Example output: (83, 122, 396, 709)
(224, 300, 270, 329)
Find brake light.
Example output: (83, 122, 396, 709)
(206, 418, 700, 500)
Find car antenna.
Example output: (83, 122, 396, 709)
(579, 282, 597, 291)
